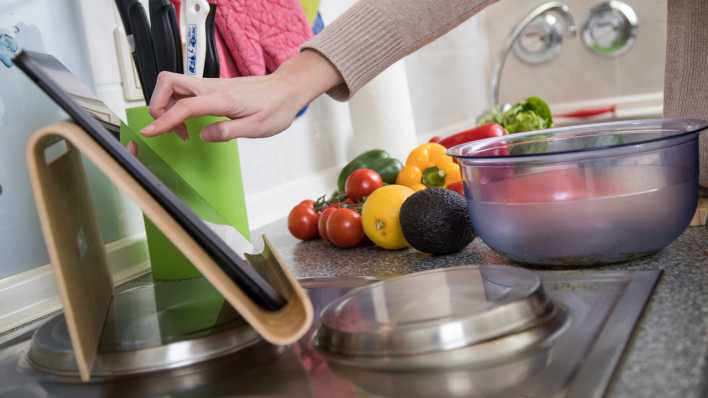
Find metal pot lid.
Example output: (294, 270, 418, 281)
(313, 265, 555, 357)
(27, 278, 262, 379)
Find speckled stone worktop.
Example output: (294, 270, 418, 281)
(258, 220, 708, 398)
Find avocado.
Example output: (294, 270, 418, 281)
(400, 188, 475, 255)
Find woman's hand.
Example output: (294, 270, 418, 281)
(141, 50, 343, 142)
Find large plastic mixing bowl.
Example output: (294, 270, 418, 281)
(448, 119, 708, 266)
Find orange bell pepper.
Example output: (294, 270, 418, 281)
(396, 143, 462, 189)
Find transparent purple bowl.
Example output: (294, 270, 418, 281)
(448, 118, 708, 266)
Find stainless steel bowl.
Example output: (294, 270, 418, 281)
(448, 118, 708, 266)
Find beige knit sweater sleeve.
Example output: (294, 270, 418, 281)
(306, 0, 708, 187)
(302, 0, 497, 100)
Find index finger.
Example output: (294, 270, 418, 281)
(148, 72, 201, 118)
(141, 94, 226, 137)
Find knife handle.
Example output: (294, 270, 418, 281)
(203, 4, 219, 78)
(149, 0, 181, 74)
(169, 3, 184, 74)
(129, 1, 159, 102)
(114, 0, 135, 36)
(182, 0, 210, 77)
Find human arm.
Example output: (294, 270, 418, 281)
(142, 50, 342, 141)
(303, 0, 497, 100)
(143, 0, 497, 140)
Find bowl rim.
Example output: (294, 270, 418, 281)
(447, 118, 708, 161)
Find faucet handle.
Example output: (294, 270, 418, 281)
(513, 5, 576, 65)
(490, 2, 576, 106)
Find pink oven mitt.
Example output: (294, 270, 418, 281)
(215, 26, 240, 78)
(172, 0, 312, 77)
(212, 0, 313, 76)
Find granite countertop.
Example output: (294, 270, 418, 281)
(258, 220, 708, 398)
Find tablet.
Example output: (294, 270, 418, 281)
(13, 50, 286, 311)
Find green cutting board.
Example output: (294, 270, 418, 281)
(121, 106, 250, 280)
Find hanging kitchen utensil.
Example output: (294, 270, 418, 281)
(182, 0, 210, 76)
(203, 3, 220, 78)
(149, 0, 183, 74)
(115, 0, 159, 101)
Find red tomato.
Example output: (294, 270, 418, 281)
(318, 207, 338, 242)
(288, 200, 319, 240)
(429, 136, 442, 143)
(326, 208, 364, 248)
(345, 168, 384, 202)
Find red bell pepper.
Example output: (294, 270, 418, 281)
(438, 123, 506, 149)
(446, 181, 464, 196)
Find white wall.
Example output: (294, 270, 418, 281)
(405, 16, 490, 137)
(0, 0, 105, 279)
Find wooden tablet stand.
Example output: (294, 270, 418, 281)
(25, 122, 313, 382)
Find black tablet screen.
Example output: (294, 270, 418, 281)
(14, 50, 285, 311)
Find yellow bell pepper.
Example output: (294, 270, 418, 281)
(396, 143, 462, 189)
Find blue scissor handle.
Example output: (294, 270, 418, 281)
(0, 32, 18, 68)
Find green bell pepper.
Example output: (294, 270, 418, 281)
(337, 149, 403, 192)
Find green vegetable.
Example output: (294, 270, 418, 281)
(421, 167, 446, 188)
(509, 133, 553, 155)
(479, 96, 553, 134)
(478, 105, 503, 126)
(524, 96, 552, 125)
(337, 149, 403, 192)
(593, 134, 625, 147)
(508, 132, 626, 156)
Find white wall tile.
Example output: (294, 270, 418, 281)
(403, 0, 665, 137)
(405, 16, 490, 135)
(238, 95, 352, 198)
(481, 0, 666, 105)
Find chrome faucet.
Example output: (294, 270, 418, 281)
(489, 2, 576, 109)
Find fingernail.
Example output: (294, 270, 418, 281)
(141, 124, 156, 134)
(201, 129, 215, 142)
